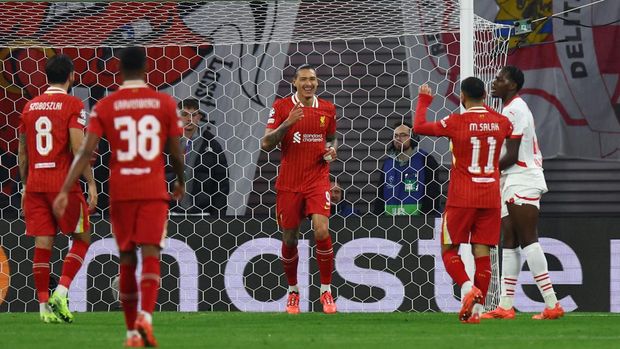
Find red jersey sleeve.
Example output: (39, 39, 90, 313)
(413, 94, 451, 137)
(266, 99, 285, 130)
(68, 99, 87, 130)
(166, 95, 183, 138)
(87, 104, 104, 137)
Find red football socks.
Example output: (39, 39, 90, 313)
(119, 263, 138, 330)
(442, 248, 470, 287)
(59, 239, 89, 288)
(474, 255, 492, 304)
(140, 256, 160, 315)
(316, 236, 334, 285)
(281, 242, 299, 287)
(33, 247, 52, 303)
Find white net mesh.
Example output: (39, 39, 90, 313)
(0, 1, 510, 312)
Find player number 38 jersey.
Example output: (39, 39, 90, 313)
(87, 82, 182, 202)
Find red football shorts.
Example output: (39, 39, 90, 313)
(276, 188, 331, 229)
(25, 192, 89, 236)
(440, 206, 500, 246)
(110, 200, 169, 252)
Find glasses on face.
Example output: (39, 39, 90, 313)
(394, 133, 410, 140)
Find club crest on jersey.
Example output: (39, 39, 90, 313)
(320, 115, 326, 127)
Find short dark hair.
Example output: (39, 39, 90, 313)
(119, 46, 147, 75)
(461, 77, 486, 101)
(45, 54, 74, 84)
(178, 98, 200, 111)
(501, 65, 524, 91)
(294, 64, 316, 79)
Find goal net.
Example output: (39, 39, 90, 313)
(0, 1, 510, 312)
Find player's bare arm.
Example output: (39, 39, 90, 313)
(167, 135, 185, 201)
(324, 133, 338, 162)
(18, 133, 28, 212)
(499, 138, 521, 171)
(69, 128, 98, 211)
(261, 101, 304, 152)
(53, 132, 100, 218)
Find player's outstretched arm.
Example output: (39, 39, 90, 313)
(413, 84, 444, 137)
(261, 101, 304, 152)
(499, 138, 521, 171)
(69, 128, 98, 211)
(167, 136, 185, 201)
(53, 132, 100, 218)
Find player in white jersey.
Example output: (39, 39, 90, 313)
(482, 66, 564, 320)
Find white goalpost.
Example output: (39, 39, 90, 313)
(0, 0, 510, 313)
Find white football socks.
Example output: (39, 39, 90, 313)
(461, 280, 473, 299)
(523, 242, 558, 309)
(54, 285, 69, 298)
(320, 284, 331, 294)
(288, 285, 299, 294)
(126, 330, 140, 339)
(498, 248, 520, 309)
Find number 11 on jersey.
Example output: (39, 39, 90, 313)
(468, 136, 497, 174)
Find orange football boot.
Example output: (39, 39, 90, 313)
(532, 303, 564, 320)
(320, 291, 337, 314)
(481, 306, 516, 319)
(286, 292, 300, 314)
(135, 313, 158, 347)
(459, 286, 483, 322)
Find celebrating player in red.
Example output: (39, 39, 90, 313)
(482, 66, 564, 320)
(54, 47, 185, 347)
(413, 78, 513, 323)
(261, 64, 338, 314)
(18, 54, 97, 324)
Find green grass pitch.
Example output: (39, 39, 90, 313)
(1, 312, 618, 349)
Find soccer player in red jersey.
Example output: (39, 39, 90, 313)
(413, 78, 513, 323)
(18, 54, 97, 324)
(261, 64, 338, 314)
(54, 47, 185, 347)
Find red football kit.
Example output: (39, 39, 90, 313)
(88, 80, 182, 250)
(19, 87, 89, 236)
(266, 94, 336, 229)
(414, 94, 513, 245)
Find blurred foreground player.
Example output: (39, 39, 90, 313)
(18, 54, 97, 324)
(54, 47, 185, 347)
(413, 78, 513, 323)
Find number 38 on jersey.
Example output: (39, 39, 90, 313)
(114, 115, 161, 161)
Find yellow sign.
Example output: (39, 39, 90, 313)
(495, 0, 552, 49)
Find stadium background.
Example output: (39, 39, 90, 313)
(0, 0, 619, 313)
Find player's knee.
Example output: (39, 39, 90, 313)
(313, 225, 329, 240)
(119, 251, 138, 265)
(72, 232, 91, 245)
(519, 237, 539, 249)
(282, 230, 299, 246)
